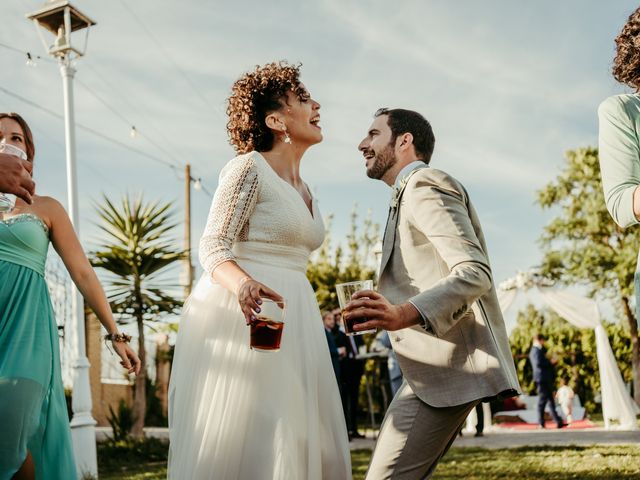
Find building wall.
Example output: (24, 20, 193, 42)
(87, 313, 133, 426)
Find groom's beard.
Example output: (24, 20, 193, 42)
(366, 144, 397, 180)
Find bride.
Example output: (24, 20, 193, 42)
(168, 61, 352, 479)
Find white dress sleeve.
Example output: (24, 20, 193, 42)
(199, 156, 260, 275)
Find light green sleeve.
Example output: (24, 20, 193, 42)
(598, 95, 640, 228)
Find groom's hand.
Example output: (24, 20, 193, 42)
(344, 290, 421, 332)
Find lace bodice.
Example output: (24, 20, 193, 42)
(199, 152, 325, 275)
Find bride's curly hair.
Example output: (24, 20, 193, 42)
(226, 61, 306, 154)
(613, 7, 640, 90)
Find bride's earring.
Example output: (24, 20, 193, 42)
(283, 126, 292, 145)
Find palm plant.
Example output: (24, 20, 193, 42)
(91, 195, 185, 438)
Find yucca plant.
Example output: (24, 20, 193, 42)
(91, 195, 185, 438)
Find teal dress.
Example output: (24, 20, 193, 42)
(0, 214, 76, 479)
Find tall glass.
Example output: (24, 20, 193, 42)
(0, 142, 28, 213)
(249, 299, 286, 352)
(336, 280, 376, 336)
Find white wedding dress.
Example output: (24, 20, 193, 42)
(168, 152, 352, 480)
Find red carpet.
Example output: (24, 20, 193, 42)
(495, 419, 596, 430)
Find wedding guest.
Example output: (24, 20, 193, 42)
(598, 6, 640, 326)
(323, 311, 341, 382)
(334, 308, 366, 440)
(529, 333, 564, 429)
(372, 329, 403, 396)
(474, 403, 485, 437)
(0, 113, 140, 479)
(555, 376, 575, 424)
(168, 62, 351, 479)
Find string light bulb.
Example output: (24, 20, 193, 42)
(130, 126, 138, 138)
(25, 53, 37, 67)
(193, 178, 202, 191)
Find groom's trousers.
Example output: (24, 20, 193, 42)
(366, 382, 478, 480)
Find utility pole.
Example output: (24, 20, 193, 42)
(184, 164, 194, 297)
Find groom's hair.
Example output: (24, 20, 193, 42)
(374, 108, 435, 164)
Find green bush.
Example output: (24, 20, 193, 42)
(145, 378, 167, 427)
(107, 398, 135, 442)
(98, 436, 168, 471)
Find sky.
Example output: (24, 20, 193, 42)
(2, 0, 638, 319)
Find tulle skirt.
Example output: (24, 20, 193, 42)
(168, 243, 352, 480)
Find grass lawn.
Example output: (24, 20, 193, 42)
(98, 443, 640, 479)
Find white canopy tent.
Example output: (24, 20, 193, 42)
(496, 272, 639, 430)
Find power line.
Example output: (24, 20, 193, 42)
(117, 0, 225, 120)
(0, 41, 53, 65)
(0, 42, 214, 196)
(0, 85, 178, 169)
(75, 77, 182, 168)
(81, 61, 191, 165)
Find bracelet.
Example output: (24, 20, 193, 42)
(103, 332, 132, 356)
(104, 332, 132, 343)
(236, 276, 252, 294)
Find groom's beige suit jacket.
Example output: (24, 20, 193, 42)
(379, 166, 520, 407)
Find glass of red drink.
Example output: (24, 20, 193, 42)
(249, 299, 286, 352)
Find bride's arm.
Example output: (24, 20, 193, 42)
(211, 260, 283, 324)
(44, 196, 141, 374)
(199, 156, 282, 323)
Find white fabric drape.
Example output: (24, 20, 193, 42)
(498, 284, 638, 430)
(539, 288, 639, 430)
(497, 288, 518, 315)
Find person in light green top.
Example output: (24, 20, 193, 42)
(0, 113, 141, 479)
(598, 6, 640, 330)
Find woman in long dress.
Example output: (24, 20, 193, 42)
(0, 113, 141, 479)
(168, 62, 352, 479)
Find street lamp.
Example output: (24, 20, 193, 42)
(26, 2, 98, 477)
(373, 240, 383, 275)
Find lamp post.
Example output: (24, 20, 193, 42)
(373, 240, 383, 277)
(26, 2, 97, 477)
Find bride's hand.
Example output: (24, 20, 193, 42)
(112, 341, 142, 375)
(237, 277, 284, 325)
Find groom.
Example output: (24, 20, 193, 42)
(343, 108, 520, 479)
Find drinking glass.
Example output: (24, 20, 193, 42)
(0, 142, 28, 213)
(336, 280, 376, 336)
(249, 299, 286, 352)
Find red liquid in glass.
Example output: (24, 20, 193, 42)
(250, 316, 284, 350)
(342, 311, 368, 335)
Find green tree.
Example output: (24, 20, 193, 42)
(306, 206, 380, 312)
(537, 146, 640, 404)
(91, 195, 185, 438)
(510, 303, 633, 414)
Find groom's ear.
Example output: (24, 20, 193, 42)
(397, 133, 414, 150)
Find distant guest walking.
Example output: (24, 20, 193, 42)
(529, 334, 564, 429)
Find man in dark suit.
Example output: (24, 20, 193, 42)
(322, 311, 341, 383)
(529, 333, 564, 429)
(333, 308, 365, 440)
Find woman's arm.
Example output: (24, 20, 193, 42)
(598, 96, 640, 227)
(199, 156, 282, 323)
(212, 260, 283, 324)
(45, 197, 141, 374)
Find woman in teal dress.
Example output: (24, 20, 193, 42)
(0, 113, 141, 479)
